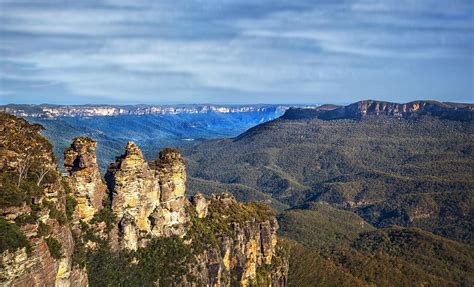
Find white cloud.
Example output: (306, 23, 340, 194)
(0, 0, 472, 103)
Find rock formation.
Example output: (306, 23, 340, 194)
(0, 113, 87, 287)
(191, 192, 209, 218)
(1, 112, 288, 287)
(103, 142, 288, 285)
(64, 137, 106, 223)
(105, 143, 190, 250)
(150, 148, 189, 238)
(198, 193, 286, 286)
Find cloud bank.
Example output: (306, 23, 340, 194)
(0, 0, 472, 104)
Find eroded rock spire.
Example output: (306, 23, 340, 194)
(105, 142, 190, 250)
(64, 136, 106, 223)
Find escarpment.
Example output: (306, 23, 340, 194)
(0, 113, 288, 286)
(281, 100, 473, 121)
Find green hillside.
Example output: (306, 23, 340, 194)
(283, 225, 474, 286)
(184, 114, 474, 243)
(278, 202, 374, 248)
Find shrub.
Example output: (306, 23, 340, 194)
(0, 173, 25, 208)
(45, 237, 63, 259)
(0, 218, 31, 254)
(43, 200, 66, 225)
(37, 222, 51, 237)
(65, 194, 77, 221)
(91, 206, 116, 232)
(14, 214, 36, 226)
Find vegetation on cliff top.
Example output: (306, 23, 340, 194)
(82, 196, 278, 286)
(86, 236, 196, 286)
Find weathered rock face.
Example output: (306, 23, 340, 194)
(0, 112, 88, 287)
(182, 193, 288, 287)
(105, 142, 189, 250)
(103, 142, 288, 286)
(64, 137, 106, 223)
(150, 148, 189, 238)
(191, 192, 209, 218)
(105, 141, 161, 250)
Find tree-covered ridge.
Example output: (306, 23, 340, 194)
(281, 207, 474, 286)
(183, 104, 474, 286)
(278, 202, 375, 249)
(184, 113, 474, 244)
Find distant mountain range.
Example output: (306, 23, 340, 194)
(0, 104, 305, 118)
(282, 100, 474, 121)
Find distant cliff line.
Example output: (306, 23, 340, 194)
(281, 100, 474, 122)
(0, 104, 311, 118)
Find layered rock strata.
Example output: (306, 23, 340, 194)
(282, 100, 474, 121)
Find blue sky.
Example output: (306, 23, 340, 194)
(0, 0, 472, 104)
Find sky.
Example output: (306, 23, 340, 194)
(0, 0, 473, 105)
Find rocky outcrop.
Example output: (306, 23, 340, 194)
(0, 112, 87, 286)
(64, 137, 106, 223)
(150, 148, 189, 238)
(205, 194, 283, 286)
(105, 141, 161, 250)
(103, 142, 288, 286)
(105, 143, 189, 250)
(191, 192, 209, 218)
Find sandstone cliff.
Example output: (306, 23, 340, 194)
(0, 104, 288, 118)
(105, 143, 189, 250)
(186, 193, 288, 286)
(99, 142, 288, 286)
(0, 112, 87, 286)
